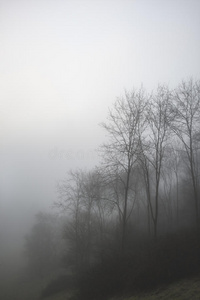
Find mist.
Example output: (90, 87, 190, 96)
(1, 0, 200, 299)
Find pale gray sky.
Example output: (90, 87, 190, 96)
(0, 0, 200, 240)
(1, 0, 200, 144)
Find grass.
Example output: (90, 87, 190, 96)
(110, 276, 200, 300)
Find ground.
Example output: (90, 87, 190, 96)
(1, 271, 200, 300)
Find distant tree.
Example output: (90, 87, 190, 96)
(56, 169, 112, 271)
(24, 212, 63, 278)
(56, 170, 87, 271)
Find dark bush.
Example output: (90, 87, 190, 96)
(78, 256, 128, 300)
(41, 275, 76, 298)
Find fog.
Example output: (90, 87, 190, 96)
(1, 0, 200, 299)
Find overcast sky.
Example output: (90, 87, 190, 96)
(0, 0, 200, 243)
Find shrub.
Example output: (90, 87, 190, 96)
(41, 275, 76, 298)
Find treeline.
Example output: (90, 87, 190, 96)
(56, 79, 200, 263)
(25, 79, 200, 299)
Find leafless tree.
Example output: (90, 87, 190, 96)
(56, 170, 86, 270)
(170, 79, 200, 226)
(56, 169, 112, 270)
(139, 85, 173, 238)
(100, 88, 147, 251)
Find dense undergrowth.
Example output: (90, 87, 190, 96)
(76, 230, 200, 299)
(42, 228, 200, 300)
(1, 228, 200, 300)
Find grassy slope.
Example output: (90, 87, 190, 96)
(110, 277, 200, 300)
(49, 276, 200, 300)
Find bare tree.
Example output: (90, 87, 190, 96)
(139, 85, 173, 239)
(170, 79, 200, 227)
(56, 169, 112, 270)
(100, 88, 147, 252)
(56, 170, 88, 271)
